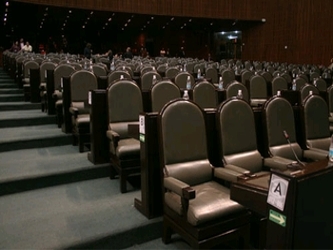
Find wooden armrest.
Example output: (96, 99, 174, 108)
(182, 187, 195, 200)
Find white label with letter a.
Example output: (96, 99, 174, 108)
(267, 174, 289, 211)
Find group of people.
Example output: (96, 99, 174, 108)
(9, 38, 33, 53)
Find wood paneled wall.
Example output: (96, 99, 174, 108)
(13, 0, 333, 65)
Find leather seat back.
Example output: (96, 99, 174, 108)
(174, 71, 194, 89)
(192, 81, 217, 109)
(217, 98, 262, 172)
(107, 79, 143, 138)
(302, 94, 330, 150)
(263, 96, 302, 160)
(225, 81, 249, 102)
(151, 80, 180, 112)
(54, 64, 75, 90)
(159, 99, 212, 186)
(141, 71, 162, 91)
(272, 76, 288, 95)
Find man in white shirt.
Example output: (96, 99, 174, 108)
(22, 41, 32, 52)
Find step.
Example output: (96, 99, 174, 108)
(0, 124, 72, 152)
(0, 145, 110, 196)
(0, 94, 25, 102)
(0, 177, 163, 249)
(0, 83, 19, 89)
(0, 110, 55, 128)
(0, 88, 23, 94)
(0, 101, 41, 111)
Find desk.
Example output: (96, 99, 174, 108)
(230, 159, 333, 249)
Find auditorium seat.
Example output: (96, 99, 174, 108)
(69, 70, 98, 152)
(216, 97, 287, 175)
(107, 70, 131, 85)
(174, 71, 194, 89)
(165, 67, 180, 79)
(150, 80, 180, 112)
(300, 94, 330, 157)
(313, 77, 327, 91)
(248, 74, 268, 107)
(271, 76, 288, 95)
(159, 98, 251, 249)
(106, 79, 143, 193)
(299, 84, 319, 103)
(141, 71, 162, 91)
(39, 61, 57, 112)
(192, 80, 218, 109)
(53, 64, 76, 128)
(22, 60, 40, 102)
(225, 81, 249, 102)
(262, 96, 327, 165)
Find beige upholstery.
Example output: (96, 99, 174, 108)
(151, 80, 180, 112)
(192, 80, 218, 109)
(92, 64, 108, 77)
(106, 79, 143, 193)
(159, 99, 250, 248)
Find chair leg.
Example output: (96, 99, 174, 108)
(110, 165, 116, 179)
(162, 219, 173, 244)
(119, 171, 127, 193)
(78, 139, 84, 153)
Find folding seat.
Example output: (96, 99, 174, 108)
(221, 68, 235, 86)
(241, 70, 254, 85)
(159, 98, 251, 249)
(106, 79, 143, 193)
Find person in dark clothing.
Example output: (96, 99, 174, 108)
(123, 47, 133, 59)
(84, 43, 92, 59)
(9, 41, 20, 53)
(179, 47, 185, 58)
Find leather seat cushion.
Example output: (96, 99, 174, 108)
(165, 181, 245, 226)
(75, 114, 90, 133)
(116, 138, 140, 160)
(55, 100, 63, 107)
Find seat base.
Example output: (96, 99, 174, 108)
(162, 205, 251, 249)
(110, 155, 140, 193)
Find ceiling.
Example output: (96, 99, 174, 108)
(0, 1, 262, 54)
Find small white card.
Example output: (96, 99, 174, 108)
(267, 174, 289, 211)
(139, 115, 145, 134)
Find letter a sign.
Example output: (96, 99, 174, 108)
(267, 174, 289, 211)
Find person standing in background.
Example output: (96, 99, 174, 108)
(10, 41, 20, 53)
(84, 43, 92, 59)
(19, 38, 24, 50)
(22, 41, 32, 52)
(123, 47, 133, 59)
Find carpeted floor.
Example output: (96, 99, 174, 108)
(0, 67, 191, 249)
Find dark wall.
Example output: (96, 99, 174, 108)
(13, 0, 333, 65)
